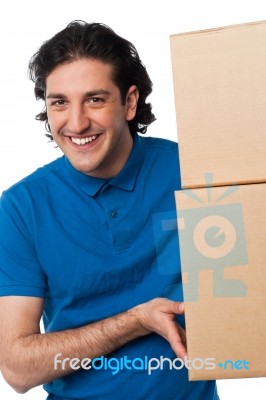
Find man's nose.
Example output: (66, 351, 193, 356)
(67, 105, 90, 134)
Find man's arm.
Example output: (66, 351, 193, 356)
(0, 296, 186, 394)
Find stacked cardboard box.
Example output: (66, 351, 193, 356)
(170, 20, 266, 380)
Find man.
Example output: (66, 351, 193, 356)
(0, 21, 219, 399)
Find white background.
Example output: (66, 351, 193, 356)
(0, 0, 265, 398)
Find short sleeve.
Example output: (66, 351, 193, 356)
(0, 189, 47, 297)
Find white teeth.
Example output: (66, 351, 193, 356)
(71, 135, 98, 145)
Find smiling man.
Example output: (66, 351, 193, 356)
(0, 21, 219, 399)
(46, 59, 137, 178)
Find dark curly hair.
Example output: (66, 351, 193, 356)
(28, 20, 156, 140)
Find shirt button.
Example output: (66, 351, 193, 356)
(111, 210, 119, 219)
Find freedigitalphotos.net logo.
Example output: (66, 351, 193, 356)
(53, 354, 250, 375)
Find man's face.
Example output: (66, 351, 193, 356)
(46, 58, 138, 178)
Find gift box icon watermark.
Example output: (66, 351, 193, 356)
(153, 174, 248, 301)
(177, 201, 248, 301)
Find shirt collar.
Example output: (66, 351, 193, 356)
(64, 133, 144, 197)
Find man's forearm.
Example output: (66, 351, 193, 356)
(4, 307, 148, 393)
(2, 298, 186, 394)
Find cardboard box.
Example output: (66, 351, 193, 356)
(171, 20, 266, 380)
(170, 20, 266, 189)
(175, 182, 266, 380)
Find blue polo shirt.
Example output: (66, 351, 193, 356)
(0, 134, 219, 399)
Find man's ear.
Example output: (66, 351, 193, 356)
(125, 85, 139, 121)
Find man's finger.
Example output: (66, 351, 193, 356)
(166, 321, 187, 360)
(163, 300, 185, 314)
(171, 335, 187, 360)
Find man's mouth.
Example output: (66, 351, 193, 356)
(70, 135, 99, 146)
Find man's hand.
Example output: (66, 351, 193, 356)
(133, 298, 187, 359)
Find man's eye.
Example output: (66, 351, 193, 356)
(89, 97, 103, 104)
(51, 100, 66, 106)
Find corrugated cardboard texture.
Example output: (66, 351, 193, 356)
(175, 183, 266, 380)
(171, 20, 266, 188)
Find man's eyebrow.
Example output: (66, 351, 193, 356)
(46, 93, 67, 100)
(84, 90, 111, 97)
(46, 90, 111, 100)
